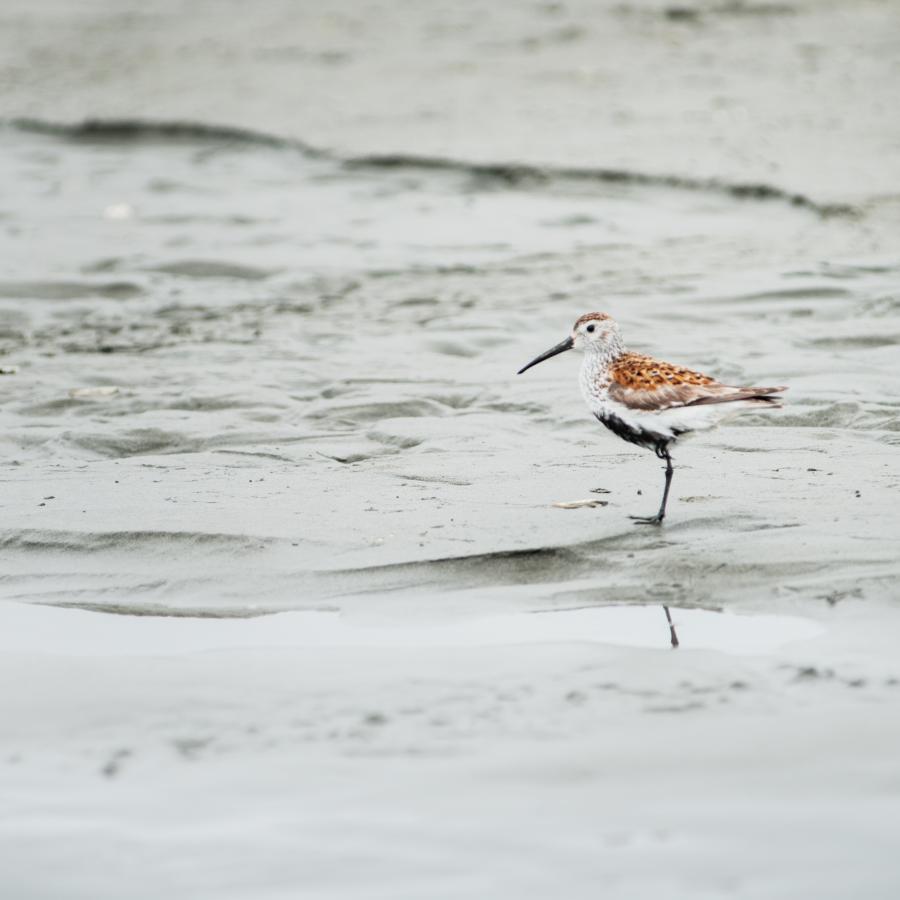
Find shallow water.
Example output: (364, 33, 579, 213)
(0, 600, 823, 655)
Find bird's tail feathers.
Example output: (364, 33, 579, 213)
(688, 385, 788, 407)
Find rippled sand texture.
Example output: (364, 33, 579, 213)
(1, 2, 900, 899)
(0, 121, 897, 613)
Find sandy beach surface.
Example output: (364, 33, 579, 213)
(1, 1, 899, 897)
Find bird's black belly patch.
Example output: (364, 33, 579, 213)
(596, 412, 677, 459)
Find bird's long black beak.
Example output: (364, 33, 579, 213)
(517, 336, 574, 375)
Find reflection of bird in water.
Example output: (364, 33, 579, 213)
(664, 605, 679, 649)
(518, 313, 787, 524)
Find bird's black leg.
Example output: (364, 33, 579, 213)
(630, 449, 674, 526)
(663, 605, 679, 648)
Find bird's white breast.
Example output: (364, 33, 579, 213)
(578, 349, 613, 409)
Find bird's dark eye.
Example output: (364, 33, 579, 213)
(586, 324, 596, 333)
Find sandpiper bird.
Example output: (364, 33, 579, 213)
(517, 313, 787, 524)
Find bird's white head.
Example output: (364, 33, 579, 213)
(517, 312, 623, 375)
(571, 312, 622, 354)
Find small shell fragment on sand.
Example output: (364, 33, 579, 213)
(552, 499, 609, 509)
(0, 365, 18, 375)
(69, 386, 120, 399)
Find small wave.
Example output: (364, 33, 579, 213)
(37, 600, 288, 618)
(0, 280, 143, 300)
(725, 286, 852, 303)
(344, 153, 857, 218)
(61, 427, 200, 457)
(6, 116, 321, 156)
(0, 528, 271, 555)
(326, 538, 629, 594)
(808, 334, 900, 349)
(146, 260, 276, 280)
(4, 116, 856, 219)
(307, 399, 447, 425)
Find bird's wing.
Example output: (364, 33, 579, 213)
(608, 353, 787, 411)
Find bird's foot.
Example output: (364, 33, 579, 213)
(629, 513, 664, 526)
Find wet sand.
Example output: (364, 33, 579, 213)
(1, 1, 900, 897)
